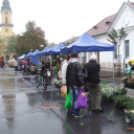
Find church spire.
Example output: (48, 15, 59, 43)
(1, 0, 12, 11)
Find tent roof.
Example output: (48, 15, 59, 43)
(18, 54, 25, 59)
(62, 33, 114, 54)
(31, 49, 41, 57)
(49, 43, 66, 55)
(26, 51, 33, 58)
(46, 45, 57, 55)
(40, 46, 50, 56)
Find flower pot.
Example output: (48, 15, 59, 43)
(125, 117, 131, 123)
(124, 109, 130, 113)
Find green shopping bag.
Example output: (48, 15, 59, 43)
(64, 89, 71, 109)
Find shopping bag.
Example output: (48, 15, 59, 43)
(64, 89, 71, 109)
(47, 71, 51, 77)
(61, 85, 67, 97)
(75, 89, 88, 109)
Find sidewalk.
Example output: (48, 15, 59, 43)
(0, 67, 134, 134)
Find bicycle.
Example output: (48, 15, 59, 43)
(36, 69, 47, 90)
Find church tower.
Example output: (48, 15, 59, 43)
(0, 0, 15, 60)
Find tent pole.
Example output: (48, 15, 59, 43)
(113, 51, 115, 88)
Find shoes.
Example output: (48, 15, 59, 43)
(95, 109, 104, 112)
(74, 114, 84, 118)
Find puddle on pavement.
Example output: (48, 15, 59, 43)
(2, 94, 16, 113)
(0, 69, 20, 77)
(0, 77, 37, 90)
(0, 79, 15, 89)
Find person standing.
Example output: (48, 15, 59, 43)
(84, 53, 103, 112)
(23, 59, 28, 74)
(14, 59, 18, 71)
(61, 55, 70, 85)
(19, 59, 22, 71)
(66, 52, 84, 117)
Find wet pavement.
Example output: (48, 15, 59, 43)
(0, 67, 134, 134)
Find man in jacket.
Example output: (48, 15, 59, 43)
(66, 52, 84, 117)
(86, 53, 103, 112)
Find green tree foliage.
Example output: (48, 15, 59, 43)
(6, 35, 18, 52)
(15, 21, 47, 55)
(108, 27, 128, 55)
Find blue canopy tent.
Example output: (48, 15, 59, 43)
(45, 44, 57, 56)
(49, 42, 66, 55)
(25, 51, 33, 59)
(62, 32, 115, 87)
(30, 49, 41, 66)
(40, 46, 50, 57)
(18, 54, 26, 59)
(62, 32, 114, 54)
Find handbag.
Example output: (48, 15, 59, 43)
(61, 85, 67, 97)
(75, 89, 88, 109)
(64, 89, 71, 109)
(84, 64, 88, 79)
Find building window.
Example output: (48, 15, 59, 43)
(6, 29, 8, 32)
(125, 40, 129, 58)
(114, 43, 117, 59)
(5, 17, 8, 24)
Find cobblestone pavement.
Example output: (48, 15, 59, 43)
(0, 67, 134, 134)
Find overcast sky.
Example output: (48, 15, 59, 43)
(0, 0, 129, 44)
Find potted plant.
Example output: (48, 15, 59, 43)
(114, 87, 127, 95)
(129, 111, 134, 124)
(128, 59, 134, 78)
(124, 109, 131, 123)
(125, 112, 131, 123)
(127, 77, 134, 89)
(121, 77, 129, 87)
(129, 79, 134, 89)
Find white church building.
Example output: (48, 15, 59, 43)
(78, 1, 134, 70)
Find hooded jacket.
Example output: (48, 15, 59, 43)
(66, 58, 84, 87)
(84, 60, 100, 84)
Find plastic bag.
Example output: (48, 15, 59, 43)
(64, 89, 71, 109)
(47, 71, 51, 77)
(75, 89, 88, 109)
(61, 85, 67, 97)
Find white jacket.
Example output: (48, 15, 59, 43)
(61, 60, 68, 84)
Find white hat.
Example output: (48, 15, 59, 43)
(90, 52, 97, 60)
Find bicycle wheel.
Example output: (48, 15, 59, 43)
(43, 77, 47, 90)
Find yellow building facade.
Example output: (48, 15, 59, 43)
(0, 0, 15, 60)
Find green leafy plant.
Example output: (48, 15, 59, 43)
(121, 77, 128, 84)
(126, 112, 131, 119)
(130, 112, 134, 121)
(129, 79, 134, 88)
(114, 95, 134, 109)
(114, 87, 127, 95)
(53, 65, 60, 76)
